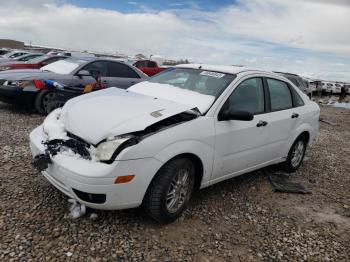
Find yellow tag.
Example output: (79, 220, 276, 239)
(84, 84, 94, 93)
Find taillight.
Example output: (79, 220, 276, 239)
(33, 79, 46, 89)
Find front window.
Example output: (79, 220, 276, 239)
(41, 58, 89, 74)
(82, 61, 109, 77)
(222, 78, 265, 115)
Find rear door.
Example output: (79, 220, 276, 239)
(107, 61, 142, 89)
(263, 77, 304, 159)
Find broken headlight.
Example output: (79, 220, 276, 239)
(95, 136, 136, 163)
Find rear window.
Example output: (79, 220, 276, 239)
(108, 62, 140, 78)
(267, 78, 293, 111)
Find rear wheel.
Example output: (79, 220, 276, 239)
(281, 135, 307, 172)
(143, 157, 195, 223)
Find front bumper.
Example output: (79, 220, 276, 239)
(0, 85, 37, 107)
(30, 125, 163, 210)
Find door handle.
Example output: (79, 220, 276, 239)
(257, 120, 268, 127)
(291, 113, 299, 118)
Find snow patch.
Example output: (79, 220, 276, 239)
(41, 60, 80, 74)
(42, 108, 68, 140)
(89, 213, 98, 220)
(128, 82, 215, 114)
(67, 199, 86, 219)
(331, 102, 350, 110)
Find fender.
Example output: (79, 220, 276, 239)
(153, 140, 215, 188)
(283, 122, 312, 157)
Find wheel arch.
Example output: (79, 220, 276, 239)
(144, 152, 205, 202)
(174, 153, 204, 191)
(298, 130, 310, 144)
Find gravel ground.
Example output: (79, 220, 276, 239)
(0, 102, 349, 261)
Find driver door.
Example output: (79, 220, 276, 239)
(212, 77, 273, 182)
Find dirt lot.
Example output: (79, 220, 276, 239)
(0, 102, 349, 261)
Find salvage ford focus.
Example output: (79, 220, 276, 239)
(30, 64, 320, 223)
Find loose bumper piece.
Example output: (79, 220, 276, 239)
(32, 154, 51, 171)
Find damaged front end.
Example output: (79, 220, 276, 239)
(32, 136, 93, 171)
(32, 107, 199, 171)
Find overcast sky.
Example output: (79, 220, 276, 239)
(0, 0, 349, 82)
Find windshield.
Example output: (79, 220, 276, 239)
(150, 68, 235, 98)
(128, 68, 236, 113)
(41, 58, 87, 74)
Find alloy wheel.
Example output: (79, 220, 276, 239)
(166, 168, 191, 213)
(291, 140, 305, 167)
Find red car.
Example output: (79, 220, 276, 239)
(133, 60, 168, 76)
(0, 55, 67, 71)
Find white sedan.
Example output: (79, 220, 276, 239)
(30, 64, 320, 223)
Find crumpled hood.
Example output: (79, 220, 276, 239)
(0, 69, 60, 80)
(129, 81, 215, 114)
(60, 87, 195, 144)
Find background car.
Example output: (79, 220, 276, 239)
(0, 58, 148, 113)
(30, 65, 320, 223)
(0, 55, 67, 71)
(0, 50, 29, 60)
(133, 59, 168, 76)
(0, 48, 12, 56)
(333, 83, 342, 94)
(57, 51, 95, 59)
(275, 72, 311, 97)
(0, 53, 44, 65)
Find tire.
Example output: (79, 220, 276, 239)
(143, 157, 195, 224)
(34, 90, 55, 114)
(281, 135, 307, 173)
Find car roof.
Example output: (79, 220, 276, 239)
(274, 71, 300, 77)
(175, 63, 270, 75)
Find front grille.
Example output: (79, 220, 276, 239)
(45, 138, 92, 159)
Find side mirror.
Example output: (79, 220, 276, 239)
(219, 110, 254, 121)
(76, 70, 91, 77)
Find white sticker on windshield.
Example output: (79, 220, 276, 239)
(200, 71, 225, 78)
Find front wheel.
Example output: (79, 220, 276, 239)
(34, 90, 56, 114)
(281, 136, 307, 172)
(143, 157, 195, 223)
